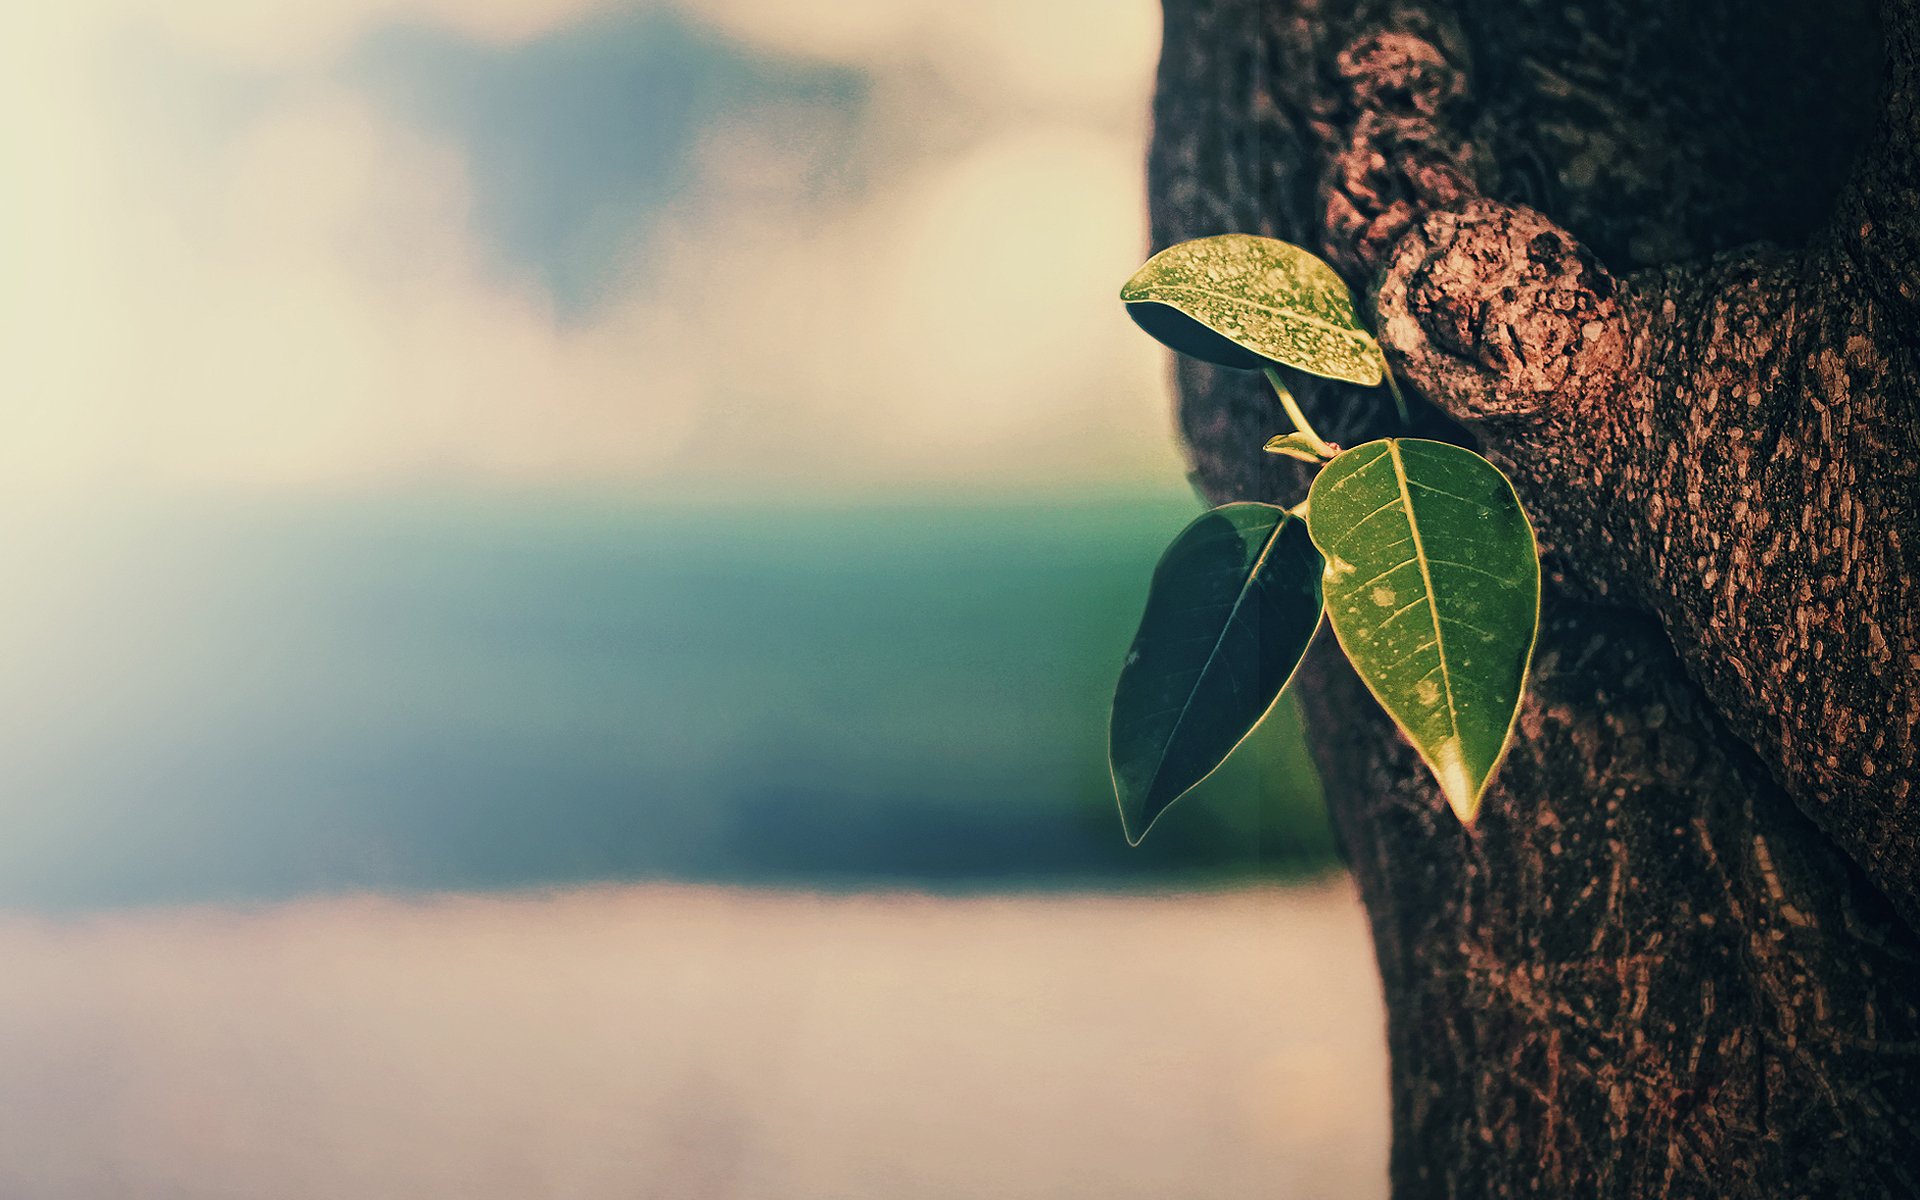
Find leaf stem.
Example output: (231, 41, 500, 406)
(1263, 367, 1337, 459)
(1383, 369, 1410, 426)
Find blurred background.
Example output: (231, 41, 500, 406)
(0, 0, 1387, 1195)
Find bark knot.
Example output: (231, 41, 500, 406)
(1321, 28, 1476, 274)
(1335, 30, 1464, 117)
(1376, 199, 1627, 423)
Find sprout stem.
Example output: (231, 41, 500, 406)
(1263, 367, 1337, 459)
(1383, 369, 1410, 426)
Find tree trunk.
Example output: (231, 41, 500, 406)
(1147, 0, 1920, 1194)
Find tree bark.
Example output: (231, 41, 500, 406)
(1147, 0, 1920, 1194)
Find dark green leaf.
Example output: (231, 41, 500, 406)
(1305, 439, 1539, 823)
(1110, 503, 1324, 844)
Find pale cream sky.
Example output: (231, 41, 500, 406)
(0, 0, 1178, 497)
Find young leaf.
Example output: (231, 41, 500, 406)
(1110, 503, 1324, 845)
(1120, 234, 1387, 385)
(1264, 432, 1333, 463)
(1305, 439, 1539, 824)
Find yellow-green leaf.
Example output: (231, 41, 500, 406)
(1121, 234, 1386, 384)
(1305, 439, 1539, 823)
(1264, 432, 1333, 463)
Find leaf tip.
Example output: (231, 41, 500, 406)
(1113, 789, 1152, 846)
(1263, 433, 1333, 463)
(1448, 792, 1484, 827)
(1432, 742, 1485, 826)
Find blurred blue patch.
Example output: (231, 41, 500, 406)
(345, 11, 867, 317)
(0, 492, 1332, 910)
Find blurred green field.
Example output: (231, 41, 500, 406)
(1, 487, 1337, 909)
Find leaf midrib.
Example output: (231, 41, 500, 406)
(1389, 439, 1459, 751)
(1138, 513, 1289, 808)
(1123, 284, 1368, 342)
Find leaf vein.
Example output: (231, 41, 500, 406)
(1390, 440, 1460, 751)
(1407, 479, 1496, 513)
(1426, 557, 1519, 585)
(1135, 515, 1293, 803)
(1328, 496, 1410, 554)
(1343, 558, 1419, 594)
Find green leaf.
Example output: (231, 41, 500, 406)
(1120, 234, 1386, 384)
(1110, 503, 1324, 844)
(1304, 439, 1539, 824)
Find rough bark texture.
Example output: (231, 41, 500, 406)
(1147, 0, 1920, 1194)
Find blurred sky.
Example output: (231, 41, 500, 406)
(2, 0, 1176, 499)
(0, 0, 1335, 910)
